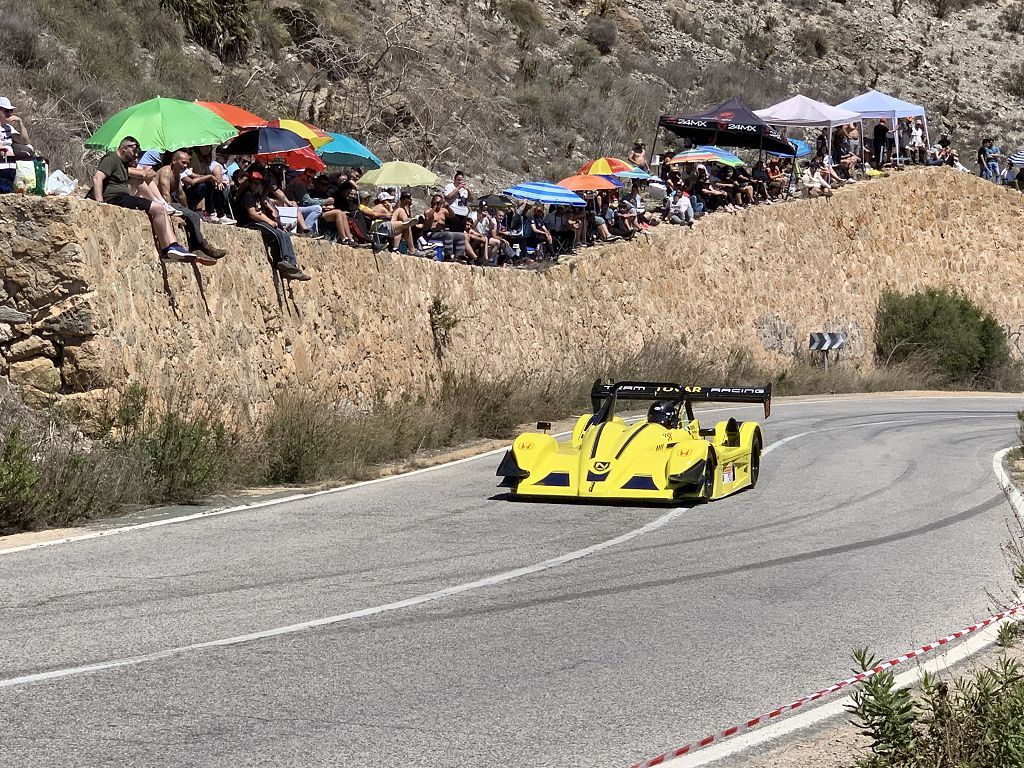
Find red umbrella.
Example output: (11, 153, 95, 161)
(257, 145, 326, 173)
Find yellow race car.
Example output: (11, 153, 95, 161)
(496, 380, 771, 503)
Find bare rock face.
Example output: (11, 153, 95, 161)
(9, 357, 61, 407)
(0, 169, 1020, 421)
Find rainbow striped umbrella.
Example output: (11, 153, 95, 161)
(666, 146, 743, 167)
(266, 119, 332, 149)
(578, 157, 638, 175)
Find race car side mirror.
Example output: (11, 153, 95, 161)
(536, 421, 552, 433)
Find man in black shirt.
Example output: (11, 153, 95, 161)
(234, 171, 310, 281)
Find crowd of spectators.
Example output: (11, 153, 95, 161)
(4, 93, 1024, 281)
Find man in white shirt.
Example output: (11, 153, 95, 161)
(443, 170, 472, 232)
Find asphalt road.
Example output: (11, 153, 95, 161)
(0, 395, 1019, 768)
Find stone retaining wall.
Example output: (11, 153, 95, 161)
(0, 168, 1020, 416)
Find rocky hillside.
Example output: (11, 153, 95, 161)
(2, 0, 1023, 185)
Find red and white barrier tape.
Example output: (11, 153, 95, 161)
(630, 603, 1024, 768)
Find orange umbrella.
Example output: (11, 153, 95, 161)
(266, 119, 331, 149)
(578, 157, 637, 175)
(195, 101, 267, 129)
(557, 174, 623, 191)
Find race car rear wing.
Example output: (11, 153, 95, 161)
(590, 380, 772, 420)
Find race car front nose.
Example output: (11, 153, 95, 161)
(668, 459, 706, 488)
(496, 450, 529, 479)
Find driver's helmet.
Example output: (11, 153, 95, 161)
(647, 400, 679, 429)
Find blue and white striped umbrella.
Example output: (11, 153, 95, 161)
(503, 181, 587, 207)
(1008, 148, 1024, 165)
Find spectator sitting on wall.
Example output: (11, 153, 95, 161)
(667, 189, 694, 227)
(803, 161, 834, 198)
(524, 204, 554, 258)
(443, 170, 472, 231)
(423, 193, 451, 233)
(182, 146, 228, 221)
(390, 191, 425, 255)
(610, 199, 637, 238)
(261, 159, 319, 234)
(233, 170, 310, 280)
(90, 136, 192, 262)
(154, 149, 226, 265)
(543, 204, 575, 255)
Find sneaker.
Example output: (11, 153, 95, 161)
(275, 261, 300, 274)
(164, 204, 181, 216)
(416, 237, 429, 250)
(160, 242, 191, 262)
(200, 243, 227, 260)
(284, 270, 311, 281)
(192, 251, 218, 266)
(200, 211, 215, 222)
(218, 215, 236, 225)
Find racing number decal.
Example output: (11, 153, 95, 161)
(722, 464, 735, 483)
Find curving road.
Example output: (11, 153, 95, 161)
(0, 395, 1019, 768)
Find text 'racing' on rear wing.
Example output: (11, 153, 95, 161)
(590, 381, 772, 420)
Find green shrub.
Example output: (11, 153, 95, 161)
(874, 288, 1014, 386)
(795, 24, 829, 59)
(583, 16, 617, 54)
(500, 0, 543, 29)
(160, 0, 262, 62)
(1007, 62, 1024, 98)
(1002, 1, 1024, 32)
(848, 648, 1024, 768)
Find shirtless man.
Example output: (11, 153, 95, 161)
(154, 150, 225, 264)
(627, 140, 650, 172)
(389, 191, 424, 255)
(423, 193, 451, 233)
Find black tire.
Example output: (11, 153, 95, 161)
(749, 432, 762, 488)
(703, 449, 717, 500)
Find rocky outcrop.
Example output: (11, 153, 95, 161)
(0, 168, 1020, 418)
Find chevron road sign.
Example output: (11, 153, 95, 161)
(809, 332, 846, 352)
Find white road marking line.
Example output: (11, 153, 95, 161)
(993, 446, 1024, 527)
(660, 621, 1007, 767)
(0, 397, 1013, 556)
(0, 413, 1008, 690)
(0, 504, 691, 689)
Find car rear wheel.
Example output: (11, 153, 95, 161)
(749, 432, 762, 488)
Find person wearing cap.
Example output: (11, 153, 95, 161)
(0, 97, 34, 160)
(232, 169, 310, 281)
(90, 136, 192, 262)
(627, 140, 650, 172)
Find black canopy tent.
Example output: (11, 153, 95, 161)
(656, 97, 796, 157)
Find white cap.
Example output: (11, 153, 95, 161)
(0, 97, 14, 111)
(376, 191, 393, 202)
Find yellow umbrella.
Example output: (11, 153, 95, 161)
(358, 161, 438, 187)
(266, 119, 331, 149)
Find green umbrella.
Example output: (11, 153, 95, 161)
(358, 161, 438, 187)
(86, 97, 238, 151)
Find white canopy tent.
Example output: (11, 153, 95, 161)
(834, 89, 929, 163)
(754, 94, 863, 169)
